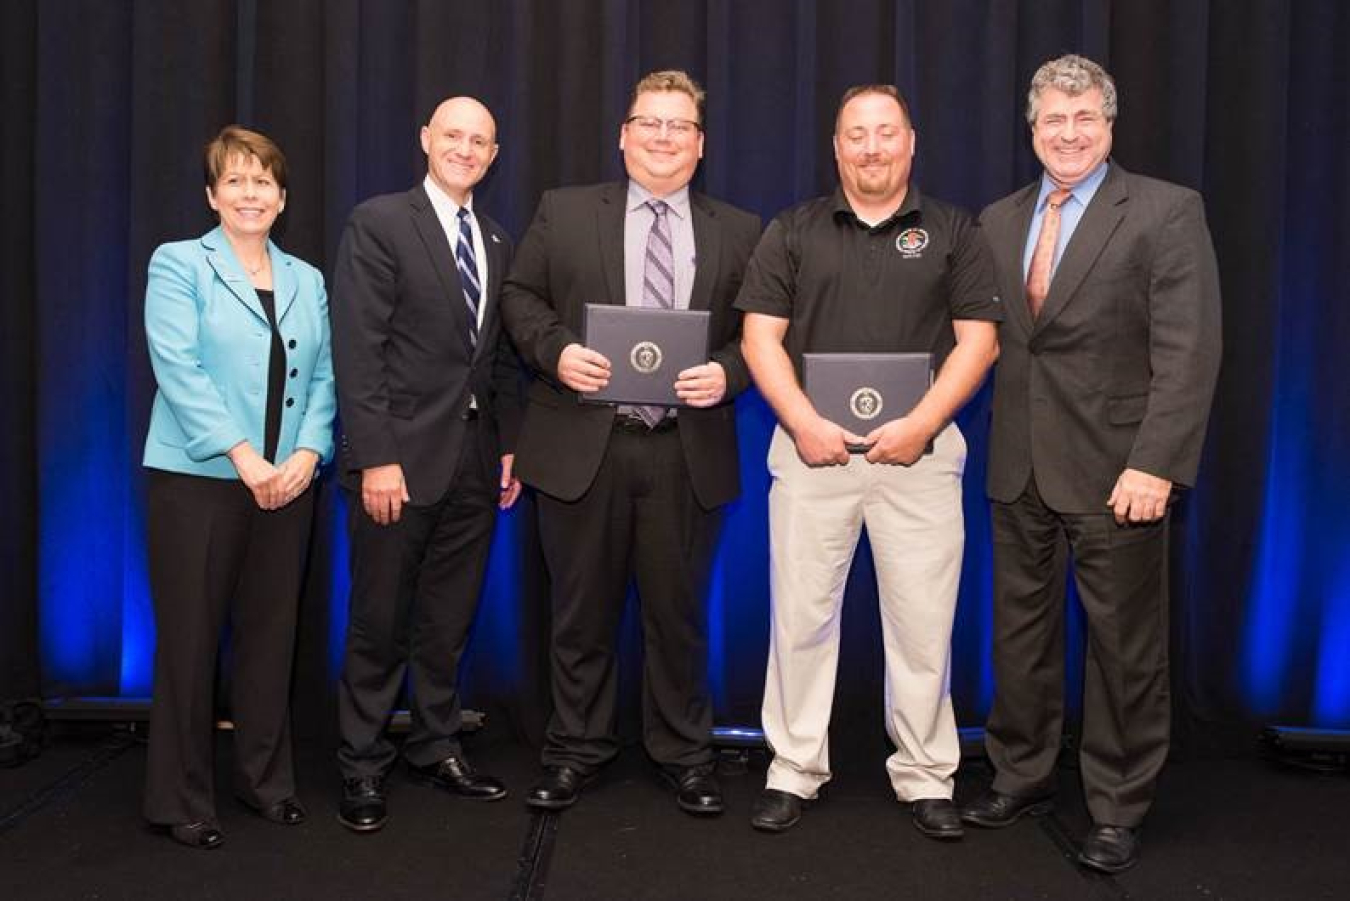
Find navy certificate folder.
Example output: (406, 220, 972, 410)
(802, 352, 933, 440)
(583, 304, 711, 407)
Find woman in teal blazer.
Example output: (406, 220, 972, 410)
(141, 126, 335, 850)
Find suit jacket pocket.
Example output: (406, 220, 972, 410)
(1106, 393, 1148, 425)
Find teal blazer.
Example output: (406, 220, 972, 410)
(143, 226, 336, 478)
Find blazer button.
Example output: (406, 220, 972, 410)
(289, 368, 298, 378)
(285, 398, 295, 408)
(288, 339, 297, 349)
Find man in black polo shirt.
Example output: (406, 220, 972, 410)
(737, 85, 1001, 839)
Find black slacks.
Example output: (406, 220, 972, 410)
(985, 477, 1171, 828)
(536, 423, 722, 773)
(337, 420, 498, 776)
(143, 469, 315, 825)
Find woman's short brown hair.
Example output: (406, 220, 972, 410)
(203, 125, 288, 190)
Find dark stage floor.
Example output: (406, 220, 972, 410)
(2, 725, 1347, 900)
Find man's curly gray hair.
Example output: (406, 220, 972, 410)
(1026, 54, 1118, 124)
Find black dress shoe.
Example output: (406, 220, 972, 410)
(256, 797, 307, 825)
(168, 821, 224, 850)
(407, 754, 507, 801)
(960, 788, 1054, 828)
(525, 765, 591, 810)
(660, 764, 724, 816)
(912, 798, 964, 840)
(339, 775, 387, 833)
(1078, 825, 1140, 873)
(750, 788, 804, 833)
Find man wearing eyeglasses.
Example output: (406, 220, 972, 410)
(964, 55, 1220, 873)
(502, 70, 760, 815)
(737, 85, 1001, 839)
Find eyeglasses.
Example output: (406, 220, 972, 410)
(625, 116, 702, 139)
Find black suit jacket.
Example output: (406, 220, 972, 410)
(330, 185, 520, 503)
(501, 182, 760, 507)
(982, 163, 1222, 513)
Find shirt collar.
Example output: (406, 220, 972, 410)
(423, 174, 473, 220)
(627, 180, 690, 219)
(831, 184, 924, 230)
(1036, 160, 1109, 211)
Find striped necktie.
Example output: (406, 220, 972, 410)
(643, 199, 674, 310)
(455, 206, 481, 349)
(635, 200, 674, 427)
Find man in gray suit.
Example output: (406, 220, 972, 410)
(962, 55, 1221, 873)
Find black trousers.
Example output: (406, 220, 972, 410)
(536, 424, 722, 773)
(143, 470, 315, 825)
(337, 420, 498, 776)
(985, 477, 1170, 828)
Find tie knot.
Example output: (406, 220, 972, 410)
(457, 206, 472, 222)
(647, 199, 668, 218)
(1046, 188, 1072, 210)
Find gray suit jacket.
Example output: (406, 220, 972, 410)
(982, 162, 1222, 513)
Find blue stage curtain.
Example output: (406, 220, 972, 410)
(4, 0, 1349, 747)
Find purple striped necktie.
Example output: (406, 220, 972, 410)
(636, 200, 674, 427)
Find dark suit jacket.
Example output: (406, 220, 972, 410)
(330, 185, 520, 504)
(982, 162, 1222, 513)
(501, 182, 760, 508)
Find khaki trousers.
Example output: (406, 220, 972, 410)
(761, 423, 966, 801)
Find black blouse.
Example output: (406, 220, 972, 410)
(255, 289, 287, 463)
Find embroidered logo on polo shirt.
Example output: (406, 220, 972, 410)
(895, 228, 929, 258)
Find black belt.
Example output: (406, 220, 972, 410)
(612, 413, 677, 434)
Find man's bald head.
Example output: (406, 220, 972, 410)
(420, 96, 499, 204)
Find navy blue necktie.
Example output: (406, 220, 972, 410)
(455, 207, 481, 349)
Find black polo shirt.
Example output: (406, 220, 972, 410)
(734, 186, 1002, 375)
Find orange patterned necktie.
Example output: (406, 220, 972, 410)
(1025, 188, 1072, 319)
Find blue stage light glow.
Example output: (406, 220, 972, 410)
(119, 535, 154, 696)
(38, 383, 127, 695)
(326, 495, 351, 683)
(1242, 343, 1305, 716)
(706, 544, 729, 712)
(1313, 556, 1350, 727)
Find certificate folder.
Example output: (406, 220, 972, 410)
(802, 352, 933, 444)
(583, 304, 710, 407)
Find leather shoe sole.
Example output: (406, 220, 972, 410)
(750, 789, 805, 833)
(247, 797, 307, 825)
(338, 778, 388, 833)
(960, 790, 1054, 828)
(337, 805, 387, 833)
(406, 765, 508, 802)
(912, 799, 964, 841)
(660, 769, 725, 816)
(1078, 826, 1140, 873)
(525, 766, 593, 811)
(167, 821, 224, 850)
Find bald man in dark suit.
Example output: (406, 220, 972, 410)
(331, 97, 521, 833)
